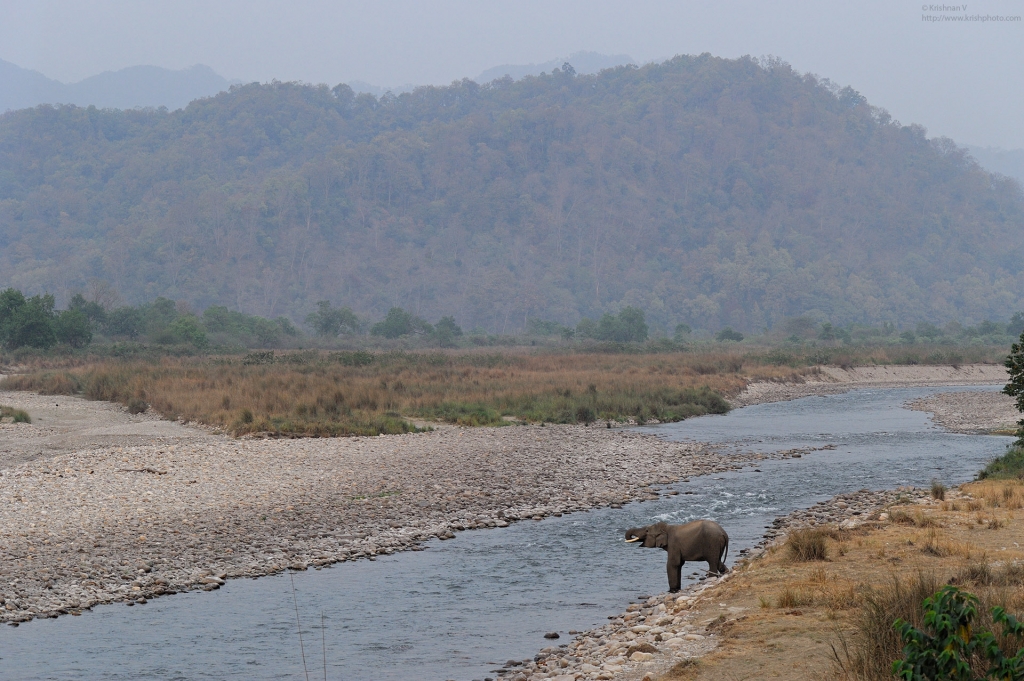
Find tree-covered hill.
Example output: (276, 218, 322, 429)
(1, 54, 1021, 334)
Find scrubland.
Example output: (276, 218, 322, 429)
(1, 349, 810, 436)
(659, 479, 1024, 681)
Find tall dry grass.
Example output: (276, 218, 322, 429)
(1, 349, 806, 436)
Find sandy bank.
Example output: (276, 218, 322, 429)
(732, 363, 1008, 407)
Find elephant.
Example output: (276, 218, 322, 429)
(624, 520, 729, 592)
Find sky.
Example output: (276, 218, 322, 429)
(1, 0, 1022, 148)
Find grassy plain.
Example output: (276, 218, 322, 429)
(0, 342, 1009, 437)
(661, 480, 1024, 681)
(0, 349, 808, 436)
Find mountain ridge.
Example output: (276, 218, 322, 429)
(0, 60, 235, 112)
(0, 54, 1021, 333)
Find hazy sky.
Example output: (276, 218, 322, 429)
(2, 0, 1022, 148)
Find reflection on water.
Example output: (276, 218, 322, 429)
(0, 386, 1009, 680)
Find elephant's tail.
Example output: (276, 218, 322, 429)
(720, 537, 729, 572)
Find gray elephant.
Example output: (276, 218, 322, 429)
(624, 520, 729, 592)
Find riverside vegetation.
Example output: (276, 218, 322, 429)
(1, 350, 785, 436)
(2, 341, 1013, 437)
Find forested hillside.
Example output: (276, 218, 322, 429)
(1, 54, 1022, 334)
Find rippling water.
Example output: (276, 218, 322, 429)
(0, 386, 1009, 681)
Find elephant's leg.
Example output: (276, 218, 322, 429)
(667, 558, 683, 592)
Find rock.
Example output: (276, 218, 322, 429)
(631, 651, 655, 662)
(543, 631, 559, 639)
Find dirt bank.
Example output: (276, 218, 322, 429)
(732, 363, 1008, 406)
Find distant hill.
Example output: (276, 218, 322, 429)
(968, 146, 1024, 187)
(477, 50, 634, 82)
(0, 54, 1022, 333)
(0, 60, 234, 112)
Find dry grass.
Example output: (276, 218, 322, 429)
(787, 528, 833, 561)
(0, 349, 807, 436)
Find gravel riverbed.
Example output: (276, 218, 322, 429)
(0, 385, 796, 625)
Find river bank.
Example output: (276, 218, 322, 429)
(732, 363, 1007, 407)
(493, 487, 930, 681)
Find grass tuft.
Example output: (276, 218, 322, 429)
(0, 405, 31, 423)
(786, 528, 830, 561)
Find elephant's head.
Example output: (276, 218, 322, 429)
(624, 522, 669, 549)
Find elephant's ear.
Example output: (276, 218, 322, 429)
(652, 527, 669, 548)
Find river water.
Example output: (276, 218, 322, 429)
(0, 386, 1011, 680)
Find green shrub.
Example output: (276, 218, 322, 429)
(979, 447, 1024, 480)
(893, 585, 1024, 680)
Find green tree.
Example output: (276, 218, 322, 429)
(435, 315, 463, 348)
(1009, 312, 1024, 337)
(166, 315, 208, 349)
(54, 309, 92, 348)
(67, 293, 107, 329)
(716, 327, 744, 342)
(673, 323, 692, 343)
(575, 317, 597, 340)
(618, 307, 649, 342)
(305, 301, 360, 337)
(105, 306, 144, 339)
(1, 292, 57, 350)
(1005, 328, 1024, 446)
(916, 321, 943, 340)
(371, 307, 432, 338)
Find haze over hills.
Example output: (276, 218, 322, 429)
(0, 59, 235, 112)
(0, 54, 1022, 334)
(476, 51, 634, 83)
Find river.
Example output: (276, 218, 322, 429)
(0, 385, 1010, 680)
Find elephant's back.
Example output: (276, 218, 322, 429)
(690, 519, 728, 542)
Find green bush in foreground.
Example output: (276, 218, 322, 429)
(893, 585, 1024, 680)
(979, 447, 1024, 480)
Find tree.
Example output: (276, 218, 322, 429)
(435, 316, 463, 348)
(0, 292, 57, 350)
(617, 307, 649, 343)
(166, 315, 208, 349)
(673, 323, 692, 342)
(371, 307, 432, 338)
(68, 292, 107, 329)
(54, 309, 92, 348)
(1005, 328, 1024, 446)
(575, 317, 597, 340)
(105, 306, 144, 339)
(916, 321, 943, 340)
(1009, 312, 1024, 337)
(716, 327, 744, 342)
(593, 307, 649, 342)
(305, 301, 360, 337)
